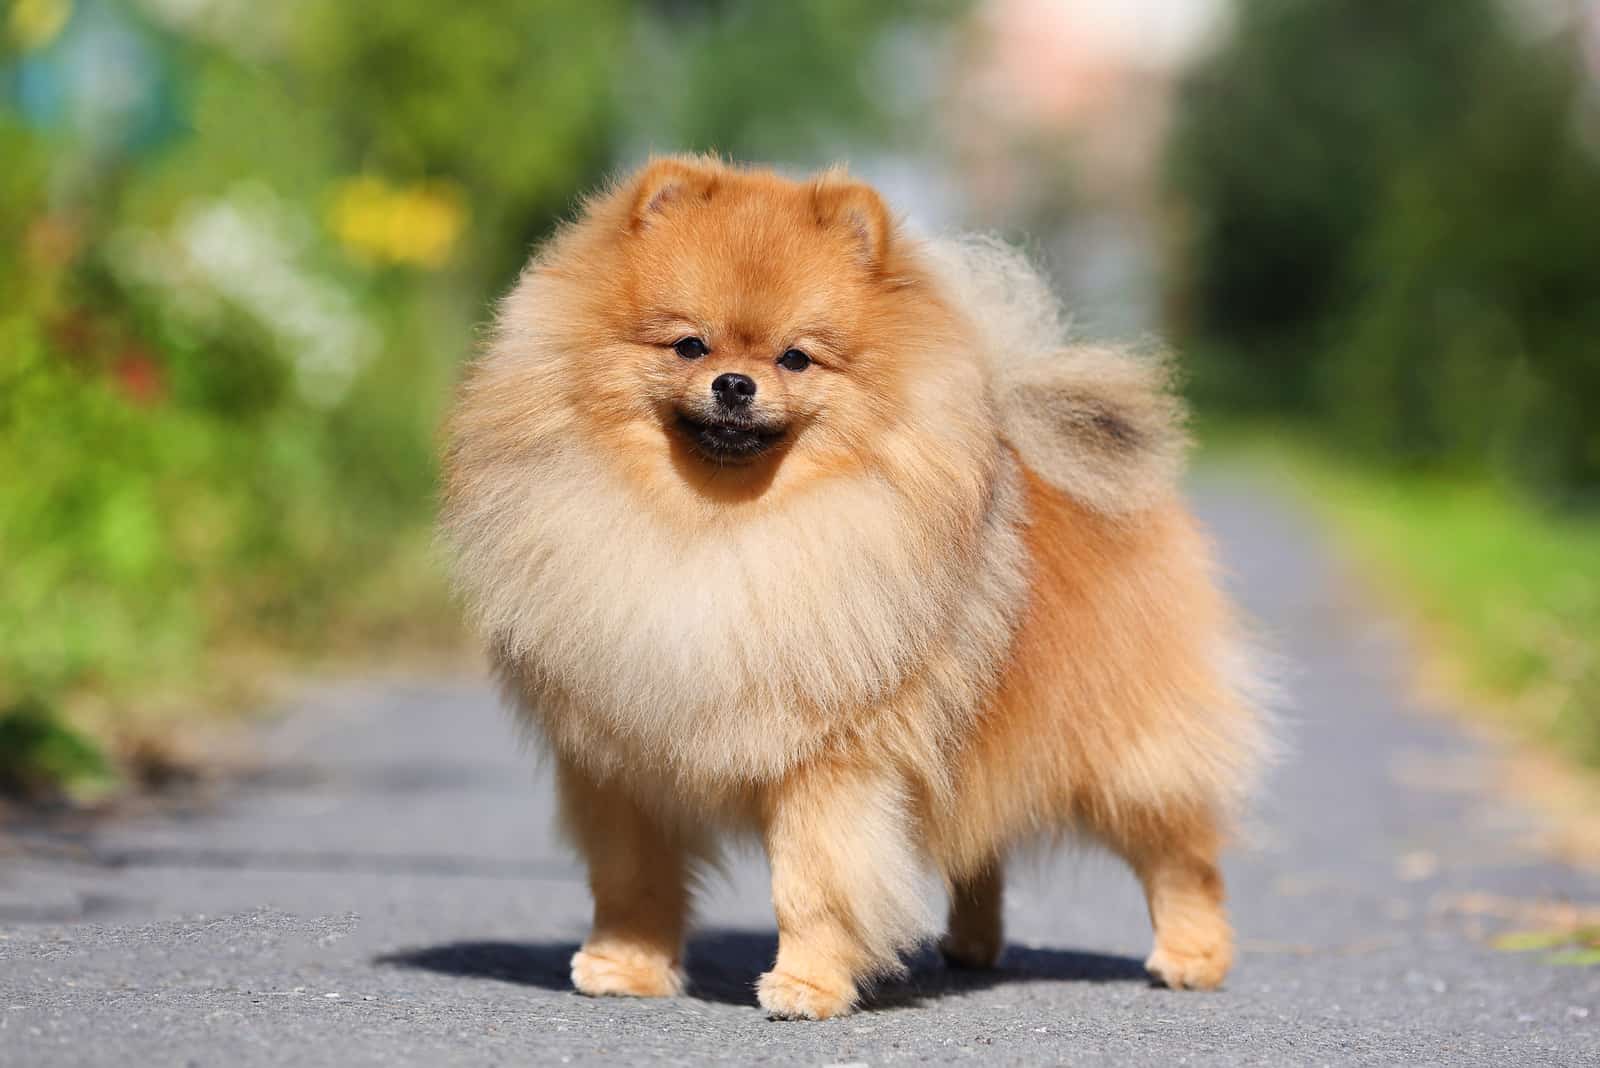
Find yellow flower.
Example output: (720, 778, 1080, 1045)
(329, 176, 467, 269)
(8, 0, 72, 51)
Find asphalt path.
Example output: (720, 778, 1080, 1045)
(3, 473, 1597, 1066)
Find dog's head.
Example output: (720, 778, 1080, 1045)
(622, 158, 893, 468)
(511, 157, 991, 502)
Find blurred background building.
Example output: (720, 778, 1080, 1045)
(3, 0, 1598, 797)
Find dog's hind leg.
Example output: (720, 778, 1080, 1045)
(557, 757, 694, 999)
(1097, 804, 1234, 990)
(939, 858, 1005, 970)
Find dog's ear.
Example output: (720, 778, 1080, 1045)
(1000, 347, 1189, 516)
(628, 157, 718, 231)
(811, 169, 892, 271)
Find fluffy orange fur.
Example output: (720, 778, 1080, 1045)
(440, 157, 1267, 1019)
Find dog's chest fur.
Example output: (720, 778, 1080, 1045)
(463, 446, 1031, 787)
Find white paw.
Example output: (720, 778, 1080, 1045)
(756, 969, 857, 1020)
(1144, 940, 1231, 990)
(571, 947, 685, 998)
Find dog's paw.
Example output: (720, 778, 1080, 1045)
(756, 968, 857, 1020)
(1144, 939, 1232, 991)
(939, 930, 1003, 970)
(571, 946, 685, 999)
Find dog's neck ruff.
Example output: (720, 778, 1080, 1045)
(454, 440, 1030, 785)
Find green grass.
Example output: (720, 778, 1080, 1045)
(0, 697, 115, 802)
(1214, 431, 1600, 768)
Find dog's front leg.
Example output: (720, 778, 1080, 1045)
(556, 755, 693, 999)
(757, 760, 932, 1020)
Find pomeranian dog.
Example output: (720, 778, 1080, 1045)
(441, 156, 1267, 1019)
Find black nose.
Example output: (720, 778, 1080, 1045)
(711, 372, 757, 408)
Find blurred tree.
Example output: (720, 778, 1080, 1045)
(1167, 0, 1504, 409)
(1166, 0, 1600, 503)
(624, 0, 947, 162)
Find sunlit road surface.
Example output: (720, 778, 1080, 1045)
(3, 473, 1597, 1066)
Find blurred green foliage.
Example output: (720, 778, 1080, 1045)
(1168, 0, 1600, 506)
(0, 697, 112, 801)
(0, 0, 949, 792)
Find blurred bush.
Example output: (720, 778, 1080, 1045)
(0, 696, 113, 801)
(0, 0, 948, 792)
(1167, 0, 1600, 506)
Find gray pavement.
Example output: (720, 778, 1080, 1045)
(2, 474, 1598, 1066)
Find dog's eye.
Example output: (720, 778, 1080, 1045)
(673, 337, 708, 360)
(778, 348, 811, 372)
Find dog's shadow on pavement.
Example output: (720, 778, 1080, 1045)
(378, 929, 1147, 1009)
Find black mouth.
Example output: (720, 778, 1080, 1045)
(674, 411, 786, 462)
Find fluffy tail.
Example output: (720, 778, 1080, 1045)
(921, 234, 1188, 516)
